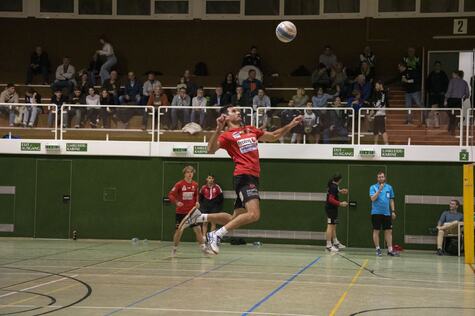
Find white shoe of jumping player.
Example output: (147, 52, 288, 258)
(334, 242, 346, 249)
(171, 247, 177, 257)
(326, 245, 339, 252)
(177, 207, 202, 231)
(201, 245, 215, 255)
(206, 231, 221, 254)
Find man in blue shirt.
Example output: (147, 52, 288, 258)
(370, 171, 398, 257)
(436, 200, 463, 256)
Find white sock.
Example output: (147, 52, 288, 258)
(326, 241, 332, 247)
(376, 246, 380, 250)
(215, 226, 228, 238)
(333, 238, 340, 245)
(200, 243, 206, 250)
(388, 246, 393, 253)
(172, 246, 177, 251)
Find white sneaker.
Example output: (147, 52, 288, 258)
(171, 248, 177, 257)
(206, 231, 221, 254)
(334, 242, 346, 249)
(202, 245, 215, 255)
(326, 245, 339, 252)
(178, 207, 202, 231)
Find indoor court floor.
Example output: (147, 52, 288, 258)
(0, 238, 474, 316)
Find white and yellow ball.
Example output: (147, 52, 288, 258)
(275, 21, 297, 43)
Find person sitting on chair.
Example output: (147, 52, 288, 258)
(436, 200, 463, 256)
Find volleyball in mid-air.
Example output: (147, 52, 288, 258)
(275, 21, 297, 43)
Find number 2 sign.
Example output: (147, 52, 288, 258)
(453, 19, 468, 35)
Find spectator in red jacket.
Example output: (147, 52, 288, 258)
(199, 174, 224, 236)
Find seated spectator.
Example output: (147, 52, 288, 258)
(52, 57, 76, 95)
(96, 35, 117, 84)
(26, 46, 50, 85)
(142, 71, 162, 105)
(102, 70, 120, 104)
(359, 61, 374, 83)
(292, 88, 309, 108)
(221, 72, 237, 103)
(85, 87, 101, 128)
(318, 45, 337, 70)
(145, 86, 169, 129)
(23, 88, 42, 128)
(242, 45, 262, 69)
(48, 89, 68, 128)
(0, 84, 19, 127)
(78, 72, 93, 97)
(369, 81, 389, 145)
(352, 74, 372, 101)
(171, 87, 191, 130)
(252, 88, 271, 128)
(242, 69, 263, 98)
(322, 97, 349, 144)
(191, 87, 207, 127)
(312, 63, 331, 90)
(360, 46, 375, 70)
(347, 90, 367, 113)
(279, 99, 301, 143)
(184, 69, 197, 97)
(231, 86, 250, 124)
(98, 89, 113, 128)
(330, 62, 347, 90)
(312, 87, 339, 108)
(176, 76, 187, 92)
(70, 87, 85, 128)
(207, 86, 225, 129)
(120, 72, 142, 105)
(402, 47, 421, 71)
(303, 101, 321, 144)
(88, 53, 103, 85)
(436, 200, 463, 256)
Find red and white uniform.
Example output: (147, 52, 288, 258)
(168, 180, 198, 214)
(218, 125, 265, 177)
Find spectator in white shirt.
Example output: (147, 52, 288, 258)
(252, 88, 271, 128)
(96, 35, 117, 84)
(52, 56, 76, 94)
(191, 87, 207, 127)
(85, 87, 101, 128)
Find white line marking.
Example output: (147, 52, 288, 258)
(0, 274, 78, 299)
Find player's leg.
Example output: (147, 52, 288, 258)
(372, 215, 382, 256)
(384, 215, 398, 256)
(192, 225, 213, 254)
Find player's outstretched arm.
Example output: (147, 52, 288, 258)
(208, 114, 226, 154)
(259, 115, 303, 142)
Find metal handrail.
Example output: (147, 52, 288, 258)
(467, 108, 474, 147)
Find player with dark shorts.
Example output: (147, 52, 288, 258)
(370, 170, 399, 257)
(178, 105, 302, 254)
(168, 165, 211, 257)
(325, 174, 348, 252)
(199, 174, 224, 236)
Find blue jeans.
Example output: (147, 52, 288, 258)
(0, 105, 16, 126)
(171, 108, 190, 129)
(322, 126, 348, 144)
(23, 106, 39, 126)
(119, 94, 141, 105)
(52, 80, 75, 94)
(100, 55, 117, 84)
(404, 91, 421, 122)
(191, 109, 205, 127)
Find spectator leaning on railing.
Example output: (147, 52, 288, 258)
(445, 70, 470, 135)
(0, 83, 19, 127)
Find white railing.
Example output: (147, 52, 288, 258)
(0, 102, 58, 139)
(60, 104, 155, 141)
(156, 106, 254, 142)
(357, 107, 464, 146)
(467, 108, 474, 147)
(256, 106, 355, 145)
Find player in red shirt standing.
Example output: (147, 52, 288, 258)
(199, 174, 224, 236)
(179, 105, 302, 254)
(168, 165, 209, 257)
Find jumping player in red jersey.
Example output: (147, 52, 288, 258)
(179, 105, 302, 254)
(168, 165, 210, 257)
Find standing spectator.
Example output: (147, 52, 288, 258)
(199, 174, 224, 237)
(252, 88, 271, 128)
(120, 72, 142, 105)
(292, 88, 309, 108)
(360, 46, 376, 70)
(70, 87, 85, 128)
(142, 71, 161, 105)
(88, 53, 103, 85)
(22, 88, 41, 127)
(78, 72, 93, 97)
(99, 89, 113, 128)
(85, 87, 101, 128)
(191, 87, 207, 127)
(352, 74, 372, 101)
(171, 88, 191, 129)
(445, 70, 470, 135)
(184, 69, 197, 97)
(370, 171, 398, 257)
(402, 47, 421, 71)
(324, 174, 348, 252)
(398, 62, 421, 124)
(241, 45, 262, 69)
(52, 57, 76, 95)
(102, 70, 121, 105)
(145, 86, 169, 129)
(303, 101, 321, 144)
(435, 200, 463, 256)
(0, 84, 19, 127)
(48, 89, 68, 128)
(322, 97, 349, 144)
(96, 35, 117, 84)
(26, 46, 50, 85)
(318, 45, 337, 70)
(242, 69, 263, 98)
(312, 87, 338, 108)
(312, 63, 331, 90)
(221, 72, 237, 103)
(370, 81, 389, 145)
(426, 61, 449, 128)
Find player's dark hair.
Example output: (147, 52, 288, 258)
(220, 104, 233, 115)
(451, 199, 460, 207)
(328, 174, 342, 188)
(377, 170, 385, 176)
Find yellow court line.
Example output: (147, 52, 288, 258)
(328, 259, 368, 316)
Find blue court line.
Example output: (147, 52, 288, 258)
(242, 256, 321, 316)
(104, 256, 242, 316)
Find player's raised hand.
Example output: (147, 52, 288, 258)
(291, 115, 303, 126)
(216, 114, 227, 130)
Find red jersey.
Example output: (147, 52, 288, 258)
(200, 184, 223, 200)
(218, 125, 265, 177)
(168, 180, 198, 214)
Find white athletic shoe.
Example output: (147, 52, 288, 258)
(171, 248, 177, 257)
(334, 242, 346, 249)
(177, 207, 202, 231)
(202, 245, 215, 255)
(206, 231, 221, 254)
(326, 245, 339, 252)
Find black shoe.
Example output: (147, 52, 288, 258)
(387, 251, 400, 257)
(436, 249, 444, 256)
